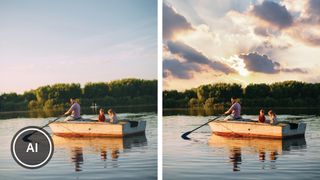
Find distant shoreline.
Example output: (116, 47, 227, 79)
(0, 104, 157, 114)
(0, 78, 157, 112)
(163, 107, 320, 116)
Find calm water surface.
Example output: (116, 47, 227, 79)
(0, 112, 157, 180)
(164, 114, 320, 180)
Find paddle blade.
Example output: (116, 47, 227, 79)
(181, 131, 191, 140)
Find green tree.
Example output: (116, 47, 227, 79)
(204, 97, 216, 108)
(188, 98, 200, 108)
(244, 83, 270, 98)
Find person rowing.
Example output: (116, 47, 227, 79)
(224, 96, 242, 120)
(64, 97, 81, 121)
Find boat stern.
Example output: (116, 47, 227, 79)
(282, 122, 306, 138)
(122, 121, 146, 136)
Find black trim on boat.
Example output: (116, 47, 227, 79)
(288, 123, 299, 129)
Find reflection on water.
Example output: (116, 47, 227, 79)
(53, 135, 147, 172)
(229, 147, 241, 171)
(208, 134, 306, 172)
(71, 147, 84, 172)
(99, 147, 120, 163)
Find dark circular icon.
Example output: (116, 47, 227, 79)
(11, 126, 54, 169)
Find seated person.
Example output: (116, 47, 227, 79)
(224, 97, 242, 120)
(258, 109, 266, 123)
(268, 110, 278, 125)
(64, 98, 81, 121)
(98, 108, 106, 122)
(108, 109, 119, 124)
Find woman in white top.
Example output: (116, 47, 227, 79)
(108, 109, 119, 124)
(268, 110, 278, 125)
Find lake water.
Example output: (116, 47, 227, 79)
(0, 112, 157, 180)
(163, 114, 320, 180)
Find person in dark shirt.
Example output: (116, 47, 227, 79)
(98, 108, 106, 122)
(258, 109, 266, 123)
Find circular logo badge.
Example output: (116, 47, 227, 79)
(11, 126, 54, 169)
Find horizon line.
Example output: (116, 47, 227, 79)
(0, 77, 157, 95)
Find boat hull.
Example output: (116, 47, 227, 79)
(52, 134, 147, 151)
(209, 120, 306, 139)
(49, 121, 146, 137)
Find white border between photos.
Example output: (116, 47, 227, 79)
(157, 0, 163, 179)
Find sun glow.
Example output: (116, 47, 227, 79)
(224, 55, 250, 77)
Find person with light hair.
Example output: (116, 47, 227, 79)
(268, 110, 278, 125)
(108, 109, 119, 124)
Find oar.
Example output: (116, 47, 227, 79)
(22, 114, 65, 142)
(181, 115, 223, 140)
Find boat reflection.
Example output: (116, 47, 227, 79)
(208, 135, 306, 172)
(53, 134, 147, 171)
(71, 147, 83, 172)
(229, 147, 241, 171)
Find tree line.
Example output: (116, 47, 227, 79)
(163, 81, 320, 109)
(0, 78, 157, 112)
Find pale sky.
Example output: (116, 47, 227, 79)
(0, 0, 157, 93)
(163, 0, 320, 91)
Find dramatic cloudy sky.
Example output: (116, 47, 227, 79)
(0, 0, 157, 93)
(163, 0, 320, 90)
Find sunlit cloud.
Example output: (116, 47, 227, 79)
(251, 1, 293, 29)
(163, 3, 194, 40)
(223, 55, 250, 77)
(163, 0, 320, 90)
(239, 52, 306, 74)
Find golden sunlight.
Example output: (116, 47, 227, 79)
(224, 55, 249, 77)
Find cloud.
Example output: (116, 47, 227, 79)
(306, 0, 320, 23)
(281, 68, 307, 73)
(250, 1, 320, 46)
(281, 0, 320, 46)
(288, 24, 320, 46)
(250, 40, 292, 57)
(308, 0, 320, 14)
(163, 3, 194, 40)
(296, 30, 320, 46)
(239, 52, 280, 73)
(254, 26, 269, 37)
(239, 52, 306, 74)
(253, 26, 282, 37)
(166, 41, 234, 74)
(252, 1, 293, 29)
(163, 58, 201, 79)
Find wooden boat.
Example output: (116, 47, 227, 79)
(49, 120, 146, 137)
(209, 120, 306, 139)
(52, 134, 147, 151)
